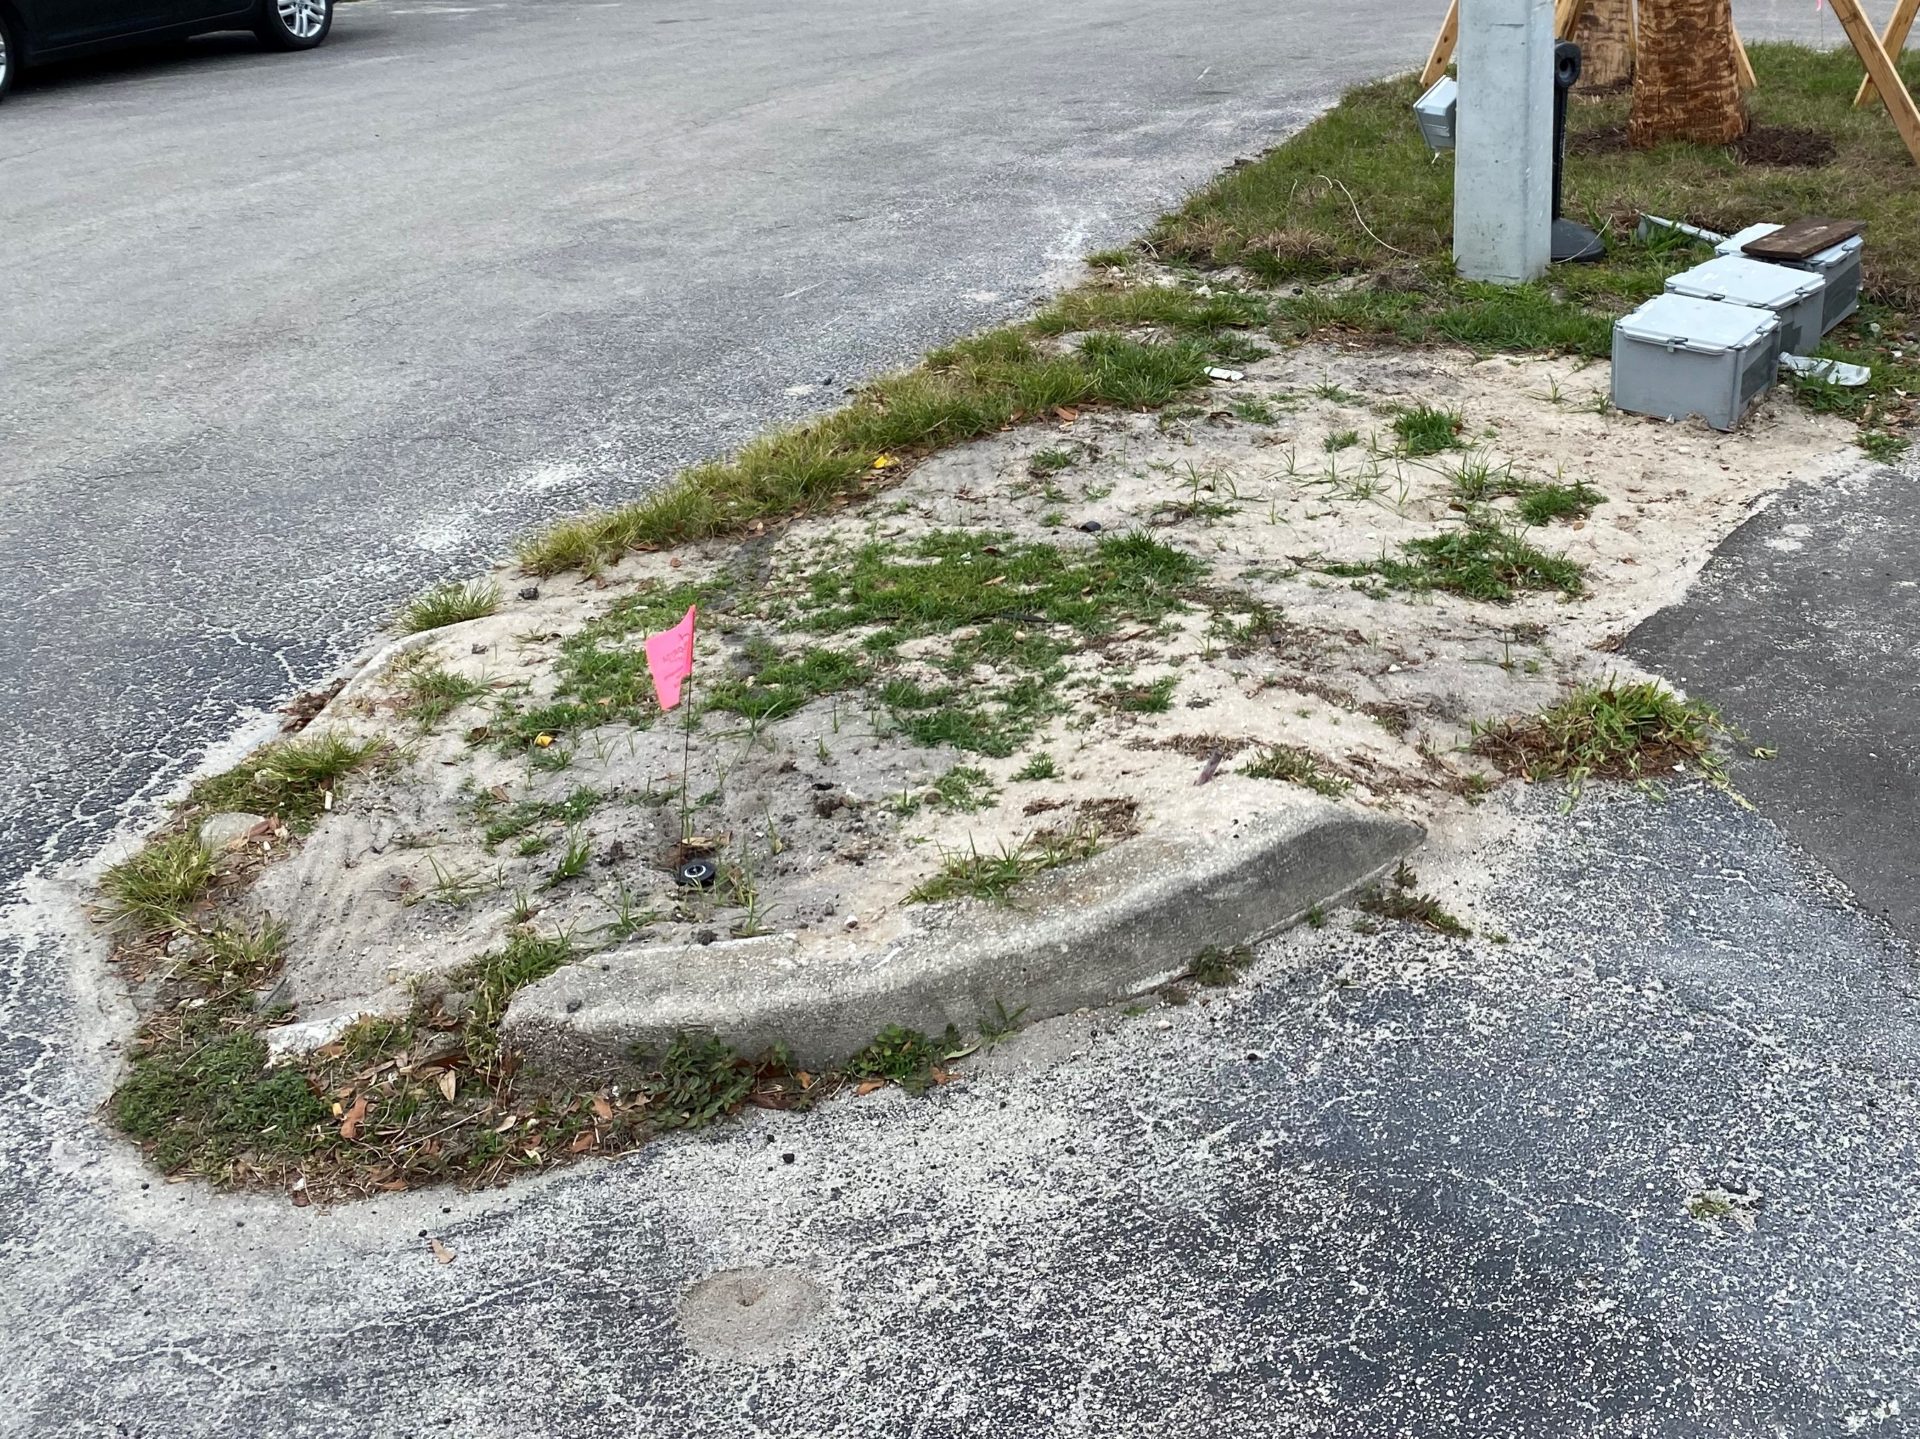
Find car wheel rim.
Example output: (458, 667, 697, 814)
(277, 0, 325, 39)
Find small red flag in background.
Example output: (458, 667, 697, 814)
(645, 604, 697, 710)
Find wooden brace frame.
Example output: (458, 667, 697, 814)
(1421, 0, 1628, 85)
(1855, 0, 1920, 107)
(1423, 0, 1755, 87)
(1419, 0, 1919, 163)
(1827, 0, 1920, 161)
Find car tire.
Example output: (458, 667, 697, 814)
(0, 10, 16, 104)
(254, 0, 330, 51)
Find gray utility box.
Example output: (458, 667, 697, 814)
(1612, 293, 1784, 431)
(1665, 253, 1826, 357)
(1414, 75, 1458, 150)
(1715, 222, 1863, 335)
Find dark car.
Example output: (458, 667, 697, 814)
(0, 0, 331, 101)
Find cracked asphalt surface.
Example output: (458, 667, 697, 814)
(1631, 462, 1920, 943)
(3, 1, 1914, 1434)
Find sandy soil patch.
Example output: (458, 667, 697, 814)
(242, 341, 1847, 1035)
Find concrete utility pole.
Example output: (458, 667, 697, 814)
(1453, 0, 1554, 283)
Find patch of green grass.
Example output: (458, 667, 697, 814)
(705, 641, 867, 722)
(793, 529, 1201, 756)
(1184, 944, 1254, 987)
(456, 930, 576, 1070)
(879, 674, 1062, 759)
(114, 731, 375, 928)
(1014, 752, 1059, 782)
(1077, 333, 1215, 408)
(546, 830, 592, 888)
(1153, 76, 1453, 276)
(338, 1016, 412, 1068)
(930, 765, 997, 812)
(112, 1020, 327, 1175)
(188, 730, 383, 831)
(110, 897, 813, 1192)
(846, 1024, 942, 1091)
(1515, 482, 1604, 526)
(1472, 678, 1728, 799)
(1796, 322, 1920, 428)
(250, 731, 377, 792)
(1860, 430, 1911, 463)
(1791, 356, 1878, 420)
(1392, 404, 1463, 457)
(1445, 453, 1517, 503)
(516, 319, 1222, 575)
(1270, 277, 1616, 359)
(1105, 675, 1177, 714)
(1687, 1190, 1737, 1220)
(396, 663, 488, 732)
(1325, 520, 1584, 603)
(642, 1033, 757, 1130)
(198, 918, 285, 984)
(491, 581, 712, 748)
(1030, 446, 1079, 475)
(473, 785, 601, 847)
(908, 823, 1103, 905)
(1447, 455, 1603, 526)
(406, 856, 501, 910)
(1241, 744, 1350, 798)
(99, 831, 216, 933)
(1230, 396, 1285, 424)
(1153, 49, 1920, 413)
(403, 580, 499, 634)
(1324, 428, 1360, 452)
(1030, 283, 1267, 340)
(810, 529, 1199, 645)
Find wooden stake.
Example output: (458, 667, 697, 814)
(1856, 0, 1920, 108)
(1421, 0, 1459, 87)
(1829, 0, 1920, 162)
(1553, 0, 1591, 40)
(1729, 19, 1758, 93)
(1423, 0, 1588, 87)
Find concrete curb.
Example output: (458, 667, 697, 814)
(503, 801, 1423, 1074)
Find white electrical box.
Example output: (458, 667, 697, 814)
(1664, 254, 1826, 357)
(1612, 294, 1784, 432)
(1715, 222, 1864, 336)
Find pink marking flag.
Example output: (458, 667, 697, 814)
(645, 604, 697, 711)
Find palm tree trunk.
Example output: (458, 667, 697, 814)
(1629, 0, 1747, 145)
(1574, 0, 1635, 90)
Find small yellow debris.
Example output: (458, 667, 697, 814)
(872, 454, 898, 470)
(534, 733, 554, 748)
